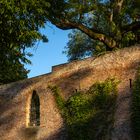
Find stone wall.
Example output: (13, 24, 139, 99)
(0, 45, 140, 140)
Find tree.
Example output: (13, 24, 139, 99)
(1, 0, 140, 84)
(0, 0, 49, 84)
(47, 0, 140, 50)
(63, 30, 106, 61)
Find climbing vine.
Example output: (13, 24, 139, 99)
(49, 78, 119, 140)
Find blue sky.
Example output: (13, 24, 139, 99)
(25, 24, 70, 78)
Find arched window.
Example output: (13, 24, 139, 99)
(29, 90, 40, 126)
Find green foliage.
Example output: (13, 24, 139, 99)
(50, 0, 140, 60)
(50, 78, 119, 140)
(0, 0, 49, 84)
(0, 61, 28, 85)
(48, 85, 65, 110)
(1, 0, 139, 83)
(132, 68, 140, 140)
(63, 30, 106, 61)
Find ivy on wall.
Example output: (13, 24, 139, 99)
(49, 78, 119, 140)
(132, 68, 140, 140)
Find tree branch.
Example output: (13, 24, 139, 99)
(51, 20, 117, 48)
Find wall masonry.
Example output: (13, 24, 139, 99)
(0, 45, 140, 140)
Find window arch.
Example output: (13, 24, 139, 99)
(29, 90, 40, 126)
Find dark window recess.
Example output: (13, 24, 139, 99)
(29, 90, 40, 126)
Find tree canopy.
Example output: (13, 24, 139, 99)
(0, 0, 49, 84)
(1, 0, 140, 84)
(63, 30, 106, 61)
(47, 0, 140, 49)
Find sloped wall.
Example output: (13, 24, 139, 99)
(0, 45, 140, 140)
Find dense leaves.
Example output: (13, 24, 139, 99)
(0, 0, 49, 84)
(46, 0, 140, 60)
(63, 30, 106, 61)
(1, 0, 140, 83)
(50, 79, 119, 140)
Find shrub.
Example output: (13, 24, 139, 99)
(49, 78, 119, 140)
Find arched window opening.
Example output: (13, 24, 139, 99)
(29, 90, 40, 126)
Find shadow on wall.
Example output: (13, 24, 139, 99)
(0, 80, 37, 137)
(0, 80, 34, 99)
(19, 126, 67, 140)
(57, 59, 140, 99)
(42, 128, 67, 140)
(56, 67, 93, 99)
(20, 127, 39, 140)
(0, 96, 22, 134)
